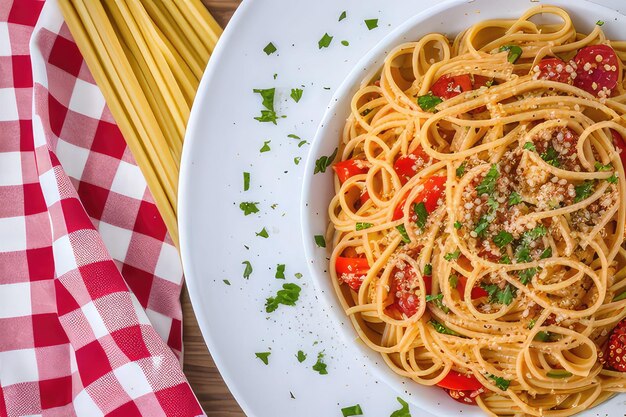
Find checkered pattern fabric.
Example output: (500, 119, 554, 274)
(0, 1, 204, 416)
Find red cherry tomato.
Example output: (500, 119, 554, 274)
(456, 275, 489, 299)
(432, 74, 474, 100)
(611, 129, 626, 170)
(394, 147, 431, 185)
(390, 264, 431, 318)
(574, 44, 619, 96)
(437, 371, 483, 391)
(534, 58, 574, 84)
(333, 159, 369, 184)
(392, 175, 447, 221)
(336, 257, 370, 291)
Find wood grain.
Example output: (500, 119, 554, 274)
(184, 2, 243, 416)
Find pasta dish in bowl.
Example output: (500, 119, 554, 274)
(303, 2, 626, 416)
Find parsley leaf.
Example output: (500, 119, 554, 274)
(574, 181, 595, 202)
(424, 264, 433, 276)
(265, 283, 302, 313)
(547, 370, 573, 379)
(596, 20, 605, 26)
(613, 290, 626, 302)
(290, 88, 303, 103)
(356, 222, 373, 231)
(314, 235, 326, 248)
(243, 172, 250, 191)
(476, 164, 499, 196)
(534, 331, 552, 342)
(294, 157, 302, 165)
(223, 279, 231, 285)
(396, 224, 411, 243)
(417, 93, 443, 112)
(595, 161, 613, 171)
(339, 11, 347, 21)
(414, 202, 428, 230)
(364, 18, 378, 30)
(390, 397, 411, 417)
(255, 352, 271, 365)
(312, 351, 328, 374)
(500, 255, 512, 264)
(256, 227, 269, 238)
(263, 42, 277, 55)
(444, 250, 461, 261)
(541, 146, 560, 167)
(493, 231, 514, 248)
(242, 261, 253, 279)
(474, 197, 499, 237)
(240, 202, 260, 215)
(429, 319, 461, 336)
(253, 88, 279, 124)
(488, 374, 511, 391)
(519, 268, 537, 285)
(454, 221, 462, 229)
(481, 282, 517, 305)
(275, 264, 286, 279)
(260, 140, 271, 153)
(523, 142, 536, 151)
(499, 44, 522, 63)
(426, 293, 450, 314)
(314, 148, 338, 174)
(287, 133, 300, 140)
(608, 174, 618, 184)
(508, 191, 522, 206)
(341, 40, 349, 46)
(456, 162, 466, 177)
(294, 272, 303, 279)
(341, 405, 363, 417)
(296, 350, 307, 362)
(318, 33, 333, 49)
(539, 247, 552, 259)
(449, 274, 459, 288)
(515, 245, 531, 263)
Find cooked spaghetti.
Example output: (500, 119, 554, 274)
(328, 6, 626, 416)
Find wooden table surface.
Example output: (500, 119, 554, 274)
(183, 2, 244, 416)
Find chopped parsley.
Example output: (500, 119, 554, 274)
(243, 172, 250, 191)
(294, 157, 302, 165)
(396, 224, 411, 243)
(528, 319, 536, 329)
(239, 202, 260, 215)
(539, 247, 552, 259)
(341, 40, 349, 46)
(314, 235, 326, 248)
(595, 161, 613, 171)
(534, 331, 552, 342)
(265, 283, 302, 313)
(454, 221, 462, 229)
(608, 174, 618, 184)
(476, 164, 499, 196)
(390, 397, 411, 417)
(298, 140, 308, 147)
(417, 93, 443, 112)
(296, 350, 307, 362)
(493, 231, 514, 248)
(429, 319, 461, 336)
(424, 264, 433, 276)
(596, 20, 605, 26)
(341, 404, 363, 417)
(287, 133, 300, 140)
(356, 222, 373, 231)
(260, 140, 271, 153)
(275, 264, 285, 279)
(425, 293, 449, 314)
(500, 255, 512, 264)
(456, 162, 466, 177)
(364, 18, 379, 30)
(255, 352, 271, 365)
(413, 202, 428, 230)
(256, 227, 269, 238)
(515, 225, 547, 262)
(481, 282, 517, 305)
(242, 261, 253, 279)
(488, 374, 511, 391)
(318, 33, 333, 49)
(449, 274, 459, 288)
(541, 146, 560, 167)
(294, 272, 303, 279)
(474, 197, 499, 237)
(613, 290, 626, 302)
(253, 88, 279, 124)
(508, 191, 522, 206)
(223, 279, 231, 286)
(523, 142, 536, 151)
(519, 268, 537, 285)
(339, 11, 347, 21)
(314, 148, 338, 174)
(547, 370, 573, 379)
(312, 351, 328, 374)
(263, 42, 277, 55)
(444, 250, 461, 261)
(574, 181, 594, 202)
(290, 88, 303, 103)
(499, 44, 522, 63)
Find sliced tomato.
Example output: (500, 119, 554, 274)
(534, 58, 574, 84)
(445, 388, 481, 405)
(392, 175, 447, 221)
(394, 147, 430, 185)
(456, 275, 489, 299)
(611, 129, 626, 170)
(390, 264, 431, 318)
(437, 370, 483, 391)
(333, 159, 368, 184)
(336, 257, 369, 291)
(574, 44, 619, 96)
(432, 74, 473, 100)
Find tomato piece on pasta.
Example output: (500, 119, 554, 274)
(392, 175, 447, 221)
(437, 370, 483, 391)
(574, 44, 619, 96)
(394, 146, 431, 185)
(333, 159, 369, 184)
(604, 318, 626, 372)
(336, 256, 369, 291)
(533, 58, 574, 84)
(390, 263, 431, 318)
(431, 74, 473, 99)
(456, 275, 489, 299)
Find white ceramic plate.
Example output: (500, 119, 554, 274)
(180, 1, 626, 416)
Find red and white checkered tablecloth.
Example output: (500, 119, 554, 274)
(0, 1, 205, 416)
